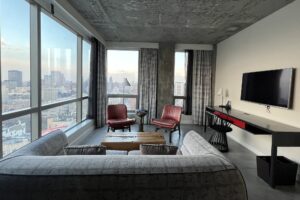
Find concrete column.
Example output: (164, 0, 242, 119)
(157, 43, 175, 117)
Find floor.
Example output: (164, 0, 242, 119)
(79, 124, 300, 200)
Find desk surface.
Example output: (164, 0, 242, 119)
(207, 106, 300, 134)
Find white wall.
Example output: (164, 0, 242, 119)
(215, 0, 300, 178)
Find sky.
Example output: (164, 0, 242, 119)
(107, 50, 186, 83)
(1, 0, 80, 82)
(174, 52, 186, 82)
(1, 0, 185, 84)
(1, 0, 30, 81)
(107, 50, 139, 82)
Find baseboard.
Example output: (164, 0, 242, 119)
(227, 134, 265, 156)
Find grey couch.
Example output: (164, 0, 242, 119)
(0, 130, 247, 200)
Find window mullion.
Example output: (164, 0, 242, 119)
(30, 4, 41, 140)
(76, 36, 82, 122)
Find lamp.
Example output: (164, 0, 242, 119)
(218, 88, 231, 110)
(122, 78, 131, 104)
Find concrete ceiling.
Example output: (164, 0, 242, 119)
(67, 0, 294, 44)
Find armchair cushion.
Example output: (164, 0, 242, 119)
(151, 118, 177, 129)
(107, 118, 135, 127)
(106, 104, 135, 130)
(107, 104, 128, 120)
(161, 105, 182, 123)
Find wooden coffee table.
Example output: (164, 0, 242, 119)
(101, 132, 166, 151)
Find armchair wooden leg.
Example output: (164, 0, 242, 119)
(107, 126, 110, 132)
(169, 131, 172, 143)
(155, 127, 160, 132)
(129, 126, 131, 132)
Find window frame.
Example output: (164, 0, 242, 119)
(80, 39, 91, 120)
(0, 3, 90, 158)
(173, 51, 187, 109)
(106, 49, 139, 113)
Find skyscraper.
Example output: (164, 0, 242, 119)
(8, 70, 22, 87)
(51, 71, 65, 86)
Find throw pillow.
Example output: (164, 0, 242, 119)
(140, 144, 178, 155)
(64, 145, 106, 155)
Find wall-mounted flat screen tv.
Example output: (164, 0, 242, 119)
(241, 68, 295, 109)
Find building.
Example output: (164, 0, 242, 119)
(8, 70, 22, 87)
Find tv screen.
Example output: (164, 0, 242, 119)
(241, 68, 295, 108)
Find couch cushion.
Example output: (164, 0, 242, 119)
(128, 150, 141, 155)
(4, 130, 68, 159)
(64, 145, 106, 155)
(140, 144, 178, 155)
(106, 150, 128, 155)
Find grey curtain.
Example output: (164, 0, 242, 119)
(192, 50, 213, 125)
(87, 38, 107, 128)
(184, 50, 193, 115)
(139, 48, 158, 124)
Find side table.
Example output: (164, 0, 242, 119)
(136, 109, 148, 132)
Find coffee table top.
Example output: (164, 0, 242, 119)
(101, 132, 165, 151)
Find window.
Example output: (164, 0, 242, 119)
(0, 0, 32, 157)
(2, 115, 31, 156)
(82, 41, 91, 97)
(41, 13, 77, 105)
(82, 99, 88, 120)
(107, 50, 139, 112)
(42, 103, 77, 136)
(1, 0, 30, 113)
(0, 2, 91, 157)
(174, 52, 186, 108)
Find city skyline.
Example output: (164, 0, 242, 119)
(0, 0, 90, 157)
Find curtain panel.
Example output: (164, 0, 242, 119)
(87, 38, 107, 128)
(184, 50, 194, 115)
(139, 48, 158, 124)
(192, 50, 213, 125)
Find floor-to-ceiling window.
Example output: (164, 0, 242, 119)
(174, 52, 187, 108)
(1, 0, 31, 156)
(41, 12, 78, 134)
(0, 0, 91, 157)
(106, 50, 139, 112)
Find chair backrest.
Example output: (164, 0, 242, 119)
(107, 104, 128, 120)
(161, 104, 182, 123)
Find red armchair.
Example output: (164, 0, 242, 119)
(151, 104, 182, 142)
(107, 104, 136, 132)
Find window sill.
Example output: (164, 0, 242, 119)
(65, 119, 94, 144)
